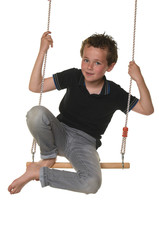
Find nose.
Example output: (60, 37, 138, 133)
(88, 62, 93, 70)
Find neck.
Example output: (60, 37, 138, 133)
(85, 77, 104, 87)
(84, 78, 104, 94)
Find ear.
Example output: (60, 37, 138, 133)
(107, 63, 116, 72)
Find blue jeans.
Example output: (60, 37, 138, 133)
(26, 106, 102, 194)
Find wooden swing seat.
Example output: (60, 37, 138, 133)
(26, 162, 130, 169)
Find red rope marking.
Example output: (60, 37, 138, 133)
(122, 127, 128, 138)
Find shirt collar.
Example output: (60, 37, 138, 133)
(79, 72, 110, 96)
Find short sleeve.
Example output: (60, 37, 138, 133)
(53, 68, 80, 90)
(116, 84, 139, 114)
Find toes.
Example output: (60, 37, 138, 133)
(8, 179, 22, 194)
(8, 185, 21, 194)
(8, 181, 15, 192)
(8, 185, 12, 193)
(8, 182, 16, 194)
(8, 186, 15, 194)
(10, 188, 16, 194)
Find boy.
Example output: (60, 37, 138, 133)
(8, 31, 154, 194)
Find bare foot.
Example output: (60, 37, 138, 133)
(8, 163, 41, 194)
(8, 158, 56, 194)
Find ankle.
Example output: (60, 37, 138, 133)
(41, 158, 56, 168)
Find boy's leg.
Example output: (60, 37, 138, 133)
(26, 106, 67, 159)
(40, 125, 102, 194)
(8, 106, 67, 194)
(8, 108, 102, 194)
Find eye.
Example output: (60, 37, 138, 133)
(83, 58, 89, 63)
(96, 61, 101, 65)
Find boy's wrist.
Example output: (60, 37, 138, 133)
(136, 77, 147, 90)
(39, 50, 46, 57)
(135, 75, 144, 85)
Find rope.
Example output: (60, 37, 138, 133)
(31, 0, 52, 162)
(30, 0, 137, 164)
(120, 0, 138, 168)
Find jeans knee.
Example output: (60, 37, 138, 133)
(83, 175, 102, 194)
(26, 106, 48, 129)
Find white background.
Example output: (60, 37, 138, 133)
(0, 0, 158, 239)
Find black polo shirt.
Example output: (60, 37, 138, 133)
(53, 68, 138, 148)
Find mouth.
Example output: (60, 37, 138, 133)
(85, 72, 94, 76)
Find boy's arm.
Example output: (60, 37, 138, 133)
(29, 31, 56, 93)
(128, 61, 154, 115)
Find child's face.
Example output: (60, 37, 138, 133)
(81, 45, 114, 83)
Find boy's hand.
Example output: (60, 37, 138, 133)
(128, 61, 143, 84)
(39, 31, 53, 54)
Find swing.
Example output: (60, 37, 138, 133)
(27, 0, 138, 169)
